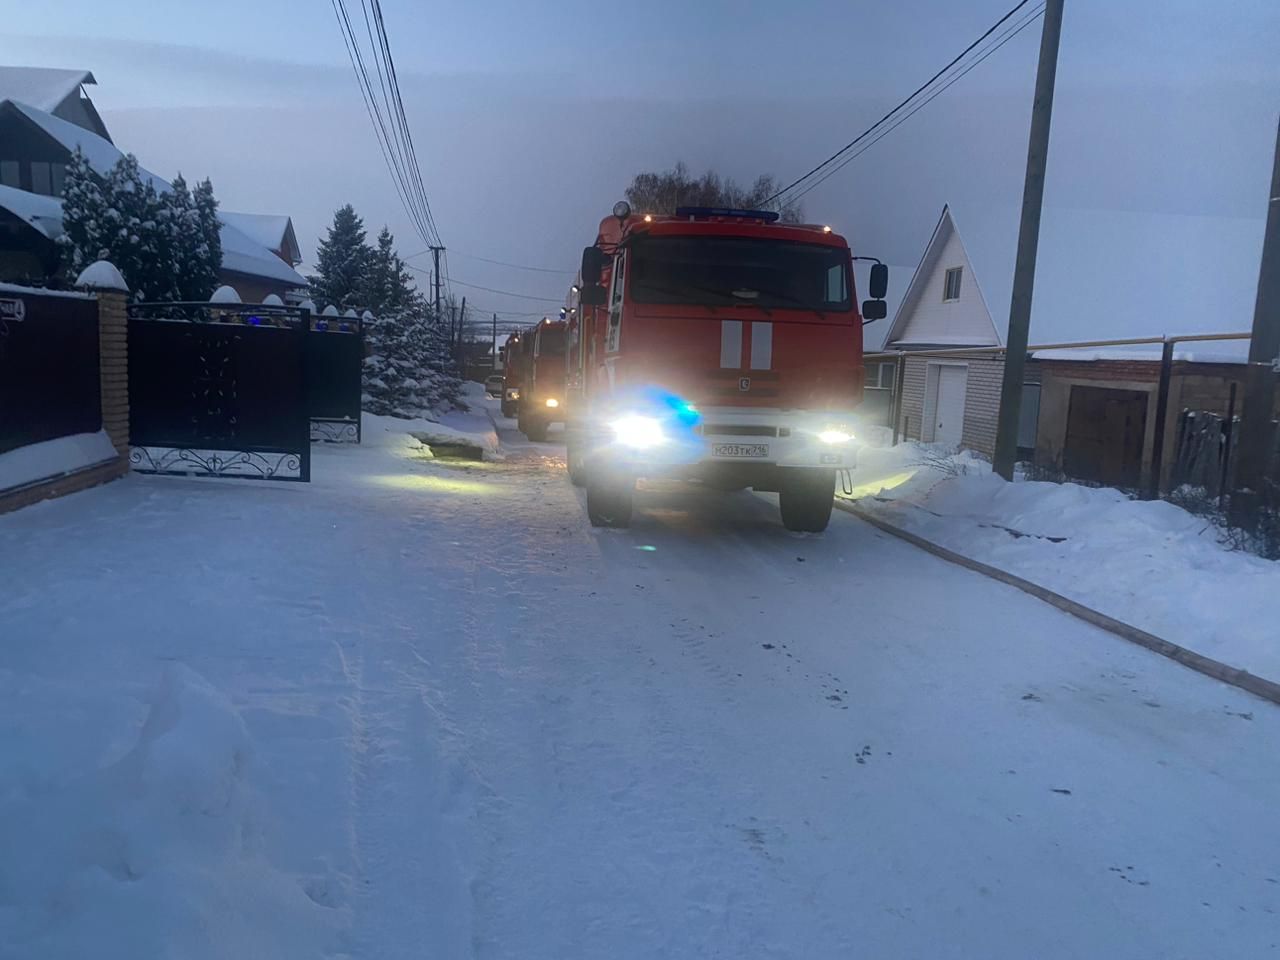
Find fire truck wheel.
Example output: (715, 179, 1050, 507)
(524, 417, 549, 442)
(779, 469, 836, 533)
(501, 401, 516, 418)
(586, 470, 634, 528)
(566, 440, 588, 487)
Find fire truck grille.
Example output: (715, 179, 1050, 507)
(697, 424, 786, 438)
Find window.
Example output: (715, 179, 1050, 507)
(628, 236, 852, 313)
(943, 266, 963, 302)
(867, 361, 897, 390)
(0, 161, 18, 188)
(50, 164, 66, 196)
(30, 162, 52, 195)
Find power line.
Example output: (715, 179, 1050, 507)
(329, 0, 432, 247)
(329, 0, 442, 249)
(443, 249, 575, 275)
(765, 0, 1036, 207)
(405, 263, 565, 303)
(785, 3, 1046, 206)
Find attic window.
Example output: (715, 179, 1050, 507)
(943, 266, 962, 302)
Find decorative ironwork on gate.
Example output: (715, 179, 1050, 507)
(127, 301, 311, 481)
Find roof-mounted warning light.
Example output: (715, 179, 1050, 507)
(673, 206, 781, 223)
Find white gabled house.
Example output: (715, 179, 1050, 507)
(875, 204, 1011, 455)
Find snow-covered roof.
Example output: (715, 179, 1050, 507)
(906, 202, 1266, 345)
(220, 212, 301, 265)
(0, 183, 64, 240)
(2, 100, 170, 193)
(219, 219, 307, 286)
(0, 67, 95, 114)
(1032, 342, 1250, 364)
(2, 100, 306, 288)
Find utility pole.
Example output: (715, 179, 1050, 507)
(992, 0, 1065, 481)
(458, 296, 467, 350)
(1231, 116, 1280, 527)
(492, 312, 498, 368)
(428, 245, 445, 321)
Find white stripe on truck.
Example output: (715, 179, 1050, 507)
(720, 320, 743, 368)
(750, 321, 773, 369)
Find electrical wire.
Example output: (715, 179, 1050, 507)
(785, 3, 1046, 206)
(765, 0, 1036, 208)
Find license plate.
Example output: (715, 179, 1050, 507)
(712, 442, 769, 458)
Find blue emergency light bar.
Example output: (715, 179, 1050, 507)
(673, 206, 780, 223)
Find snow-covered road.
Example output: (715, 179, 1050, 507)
(2, 405, 1277, 959)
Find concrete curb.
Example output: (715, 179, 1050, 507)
(834, 498, 1280, 707)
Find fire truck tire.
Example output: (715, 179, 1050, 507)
(779, 469, 836, 533)
(586, 470, 634, 528)
(524, 417, 549, 442)
(501, 400, 516, 418)
(566, 440, 588, 486)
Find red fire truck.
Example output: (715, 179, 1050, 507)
(517, 317, 569, 442)
(565, 202, 887, 532)
(499, 329, 528, 418)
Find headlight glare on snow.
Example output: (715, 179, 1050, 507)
(612, 415, 665, 449)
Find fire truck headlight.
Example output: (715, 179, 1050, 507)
(506, 388, 520, 400)
(612, 415, 665, 449)
(544, 398, 560, 408)
(818, 429, 854, 444)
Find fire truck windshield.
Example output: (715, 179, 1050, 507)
(628, 236, 852, 314)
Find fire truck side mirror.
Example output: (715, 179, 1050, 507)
(861, 299, 887, 322)
(581, 246, 604, 285)
(869, 263, 888, 300)
(578, 284, 607, 306)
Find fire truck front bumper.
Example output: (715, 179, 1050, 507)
(590, 406, 860, 473)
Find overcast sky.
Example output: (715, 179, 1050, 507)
(4, 0, 1277, 338)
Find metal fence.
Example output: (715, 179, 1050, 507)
(0, 289, 101, 454)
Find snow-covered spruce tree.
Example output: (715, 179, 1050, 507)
(310, 204, 368, 311)
(58, 147, 109, 276)
(190, 177, 223, 300)
(102, 154, 178, 301)
(359, 227, 463, 416)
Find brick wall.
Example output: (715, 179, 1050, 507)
(897, 352, 1005, 458)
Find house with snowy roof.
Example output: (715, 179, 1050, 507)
(0, 65, 307, 301)
(872, 200, 1268, 491)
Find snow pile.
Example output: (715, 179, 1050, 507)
(846, 442, 1280, 681)
(0, 665, 337, 959)
(210, 284, 241, 304)
(0, 430, 118, 492)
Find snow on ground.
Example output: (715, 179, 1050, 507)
(2, 399, 1278, 958)
(845, 435, 1280, 682)
(0, 429, 117, 491)
(363, 382, 500, 459)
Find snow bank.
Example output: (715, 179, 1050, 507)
(363, 409, 499, 460)
(0, 430, 118, 493)
(0, 665, 338, 959)
(846, 442, 1280, 682)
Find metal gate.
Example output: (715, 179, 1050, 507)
(128, 302, 311, 481)
(307, 311, 364, 443)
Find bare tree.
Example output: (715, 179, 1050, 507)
(624, 162, 804, 223)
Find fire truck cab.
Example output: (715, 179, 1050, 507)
(566, 202, 887, 532)
(517, 318, 568, 442)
